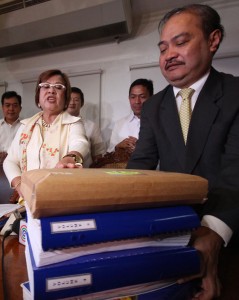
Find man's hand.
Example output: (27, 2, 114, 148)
(115, 136, 138, 154)
(178, 226, 223, 300)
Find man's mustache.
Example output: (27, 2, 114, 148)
(165, 60, 184, 70)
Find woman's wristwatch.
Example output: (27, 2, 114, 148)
(63, 154, 83, 165)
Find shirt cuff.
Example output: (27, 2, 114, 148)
(201, 215, 233, 246)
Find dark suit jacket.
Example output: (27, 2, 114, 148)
(127, 68, 239, 232)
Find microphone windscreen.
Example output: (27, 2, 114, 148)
(11, 218, 22, 235)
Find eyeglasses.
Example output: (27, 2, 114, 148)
(39, 83, 66, 90)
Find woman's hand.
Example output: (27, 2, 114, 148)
(11, 176, 23, 197)
(55, 152, 83, 169)
(56, 161, 83, 169)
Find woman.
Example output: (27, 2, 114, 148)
(3, 69, 89, 198)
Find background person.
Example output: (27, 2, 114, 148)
(0, 91, 22, 164)
(107, 78, 153, 154)
(67, 87, 105, 167)
(127, 4, 239, 300)
(4, 69, 89, 198)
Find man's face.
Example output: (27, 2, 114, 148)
(67, 92, 82, 117)
(158, 12, 219, 88)
(2, 97, 21, 124)
(129, 85, 151, 118)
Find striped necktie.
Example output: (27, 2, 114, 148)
(178, 88, 195, 144)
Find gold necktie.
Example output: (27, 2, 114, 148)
(178, 88, 195, 144)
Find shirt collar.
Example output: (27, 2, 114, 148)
(173, 72, 210, 97)
(128, 111, 140, 122)
(1, 117, 20, 126)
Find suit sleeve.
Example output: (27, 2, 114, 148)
(200, 80, 239, 234)
(127, 104, 159, 170)
(205, 109, 239, 233)
(203, 188, 239, 234)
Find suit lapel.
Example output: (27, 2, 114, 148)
(160, 87, 186, 169)
(186, 69, 222, 172)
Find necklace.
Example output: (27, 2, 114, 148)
(42, 118, 51, 128)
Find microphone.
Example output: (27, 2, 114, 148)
(11, 218, 22, 235)
(3, 211, 23, 238)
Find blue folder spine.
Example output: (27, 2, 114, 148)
(39, 206, 200, 250)
(22, 279, 200, 300)
(26, 239, 200, 300)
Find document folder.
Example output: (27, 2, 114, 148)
(21, 168, 208, 218)
(22, 279, 200, 300)
(26, 239, 200, 300)
(33, 206, 199, 251)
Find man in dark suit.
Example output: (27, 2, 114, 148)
(127, 4, 239, 300)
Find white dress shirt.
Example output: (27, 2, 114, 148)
(82, 118, 106, 167)
(0, 118, 21, 152)
(107, 111, 140, 153)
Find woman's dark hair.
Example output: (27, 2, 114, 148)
(35, 69, 71, 110)
(158, 4, 224, 51)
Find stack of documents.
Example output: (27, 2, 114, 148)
(21, 169, 207, 299)
(25, 205, 201, 299)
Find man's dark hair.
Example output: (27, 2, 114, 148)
(129, 79, 154, 96)
(158, 4, 224, 49)
(71, 87, 85, 107)
(1, 91, 22, 106)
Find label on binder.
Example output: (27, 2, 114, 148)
(46, 273, 92, 291)
(50, 219, 96, 233)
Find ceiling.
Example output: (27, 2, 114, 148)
(0, 0, 209, 58)
(131, 0, 207, 16)
(0, 0, 208, 17)
(0, 0, 49, 14)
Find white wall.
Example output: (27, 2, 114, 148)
(0, 1, 239, 144)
